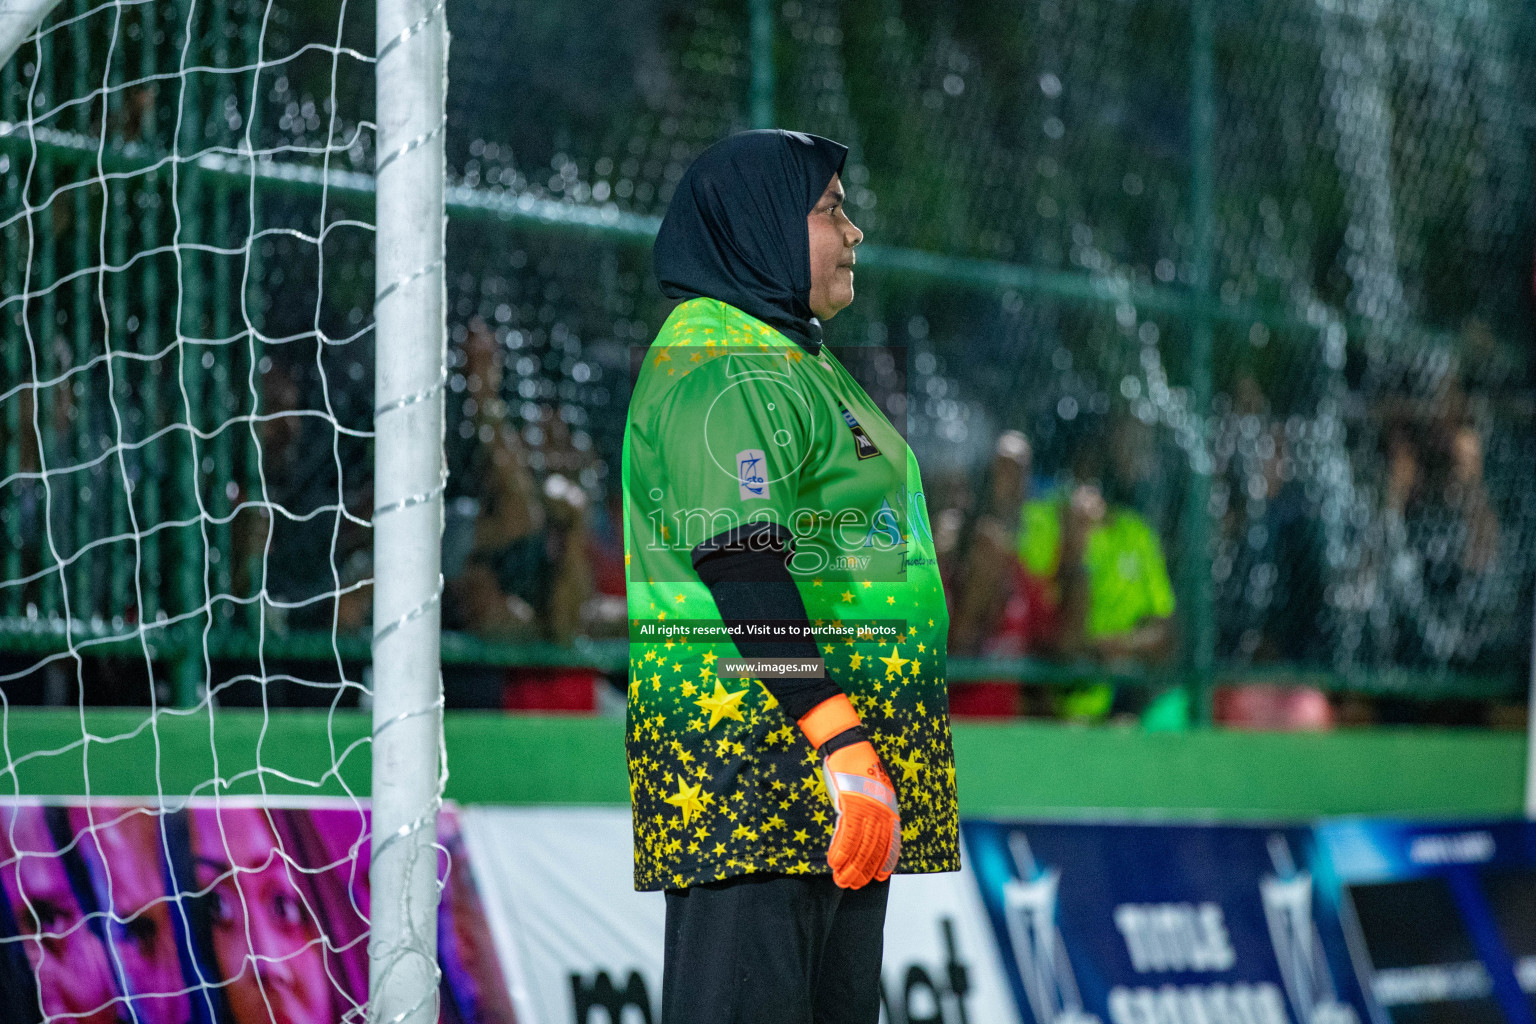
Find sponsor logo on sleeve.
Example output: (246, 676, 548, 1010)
(839, 402, 882, 460)
(738, 448, 769, 501)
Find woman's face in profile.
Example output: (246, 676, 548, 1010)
(807, 173, 863, 320)
(190, 808, 331, 1024)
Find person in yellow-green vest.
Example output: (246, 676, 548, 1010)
(1018, 416, 1184, 728)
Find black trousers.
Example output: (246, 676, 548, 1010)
(661, 873, 891, 1024)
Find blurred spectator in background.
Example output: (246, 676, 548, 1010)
(1214, 683, 1334, 731)
(1376, 414, 1512, 672)
(8, 341, 75, 632)
(235, 350, 375, 644)
(227, 362, 298, 625)
(587, 488, 629, 608)
(930, 465, 977, 594)
(442, 319, 624, 711)
(524, 400, 627, 642)
(1020, 414, 1181, 727)
(212, 358, 373, 708)
(442, 320, 547, 639)
(948, 430, 1057, 716)
(1209, 374, 1334, 730)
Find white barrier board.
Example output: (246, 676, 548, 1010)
(461, 805, 1018, 1024)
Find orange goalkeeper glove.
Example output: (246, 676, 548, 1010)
(797, 693, 901, 889)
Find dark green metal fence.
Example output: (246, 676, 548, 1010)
(3, 0, 1533, 718)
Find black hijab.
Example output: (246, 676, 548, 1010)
(653, 129, 849, 354)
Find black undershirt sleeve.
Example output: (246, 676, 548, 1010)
(691, 524, 844, 722)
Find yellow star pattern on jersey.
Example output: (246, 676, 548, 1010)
(879, 645, 910, 679)
(695, 681, 748, 729)
(665, 778, 708, 827)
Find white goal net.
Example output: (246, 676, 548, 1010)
(0, 0, 446, 1021)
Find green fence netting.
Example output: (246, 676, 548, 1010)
(2, 0, 1533, 715)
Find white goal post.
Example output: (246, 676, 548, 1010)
(0, 0, 64, 71)
(370, 0, 449, 1022)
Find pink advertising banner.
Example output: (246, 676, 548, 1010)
(0, 798, 515, 1024)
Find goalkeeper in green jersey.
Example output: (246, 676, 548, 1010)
(622, 129, 959, 1023)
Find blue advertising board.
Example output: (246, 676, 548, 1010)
(963, 819, 1370, 1024)
(1313, 818, 1536, 1024)
(962, 818, 1536, 1024)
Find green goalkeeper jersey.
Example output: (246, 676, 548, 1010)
(622, 296, 960, 891)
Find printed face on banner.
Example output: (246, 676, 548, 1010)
(0, 799, 518, 1024)
(190, 807, 336, 1024)
(0, 805, 123, 1024)
(69, 805, 191, 1024)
